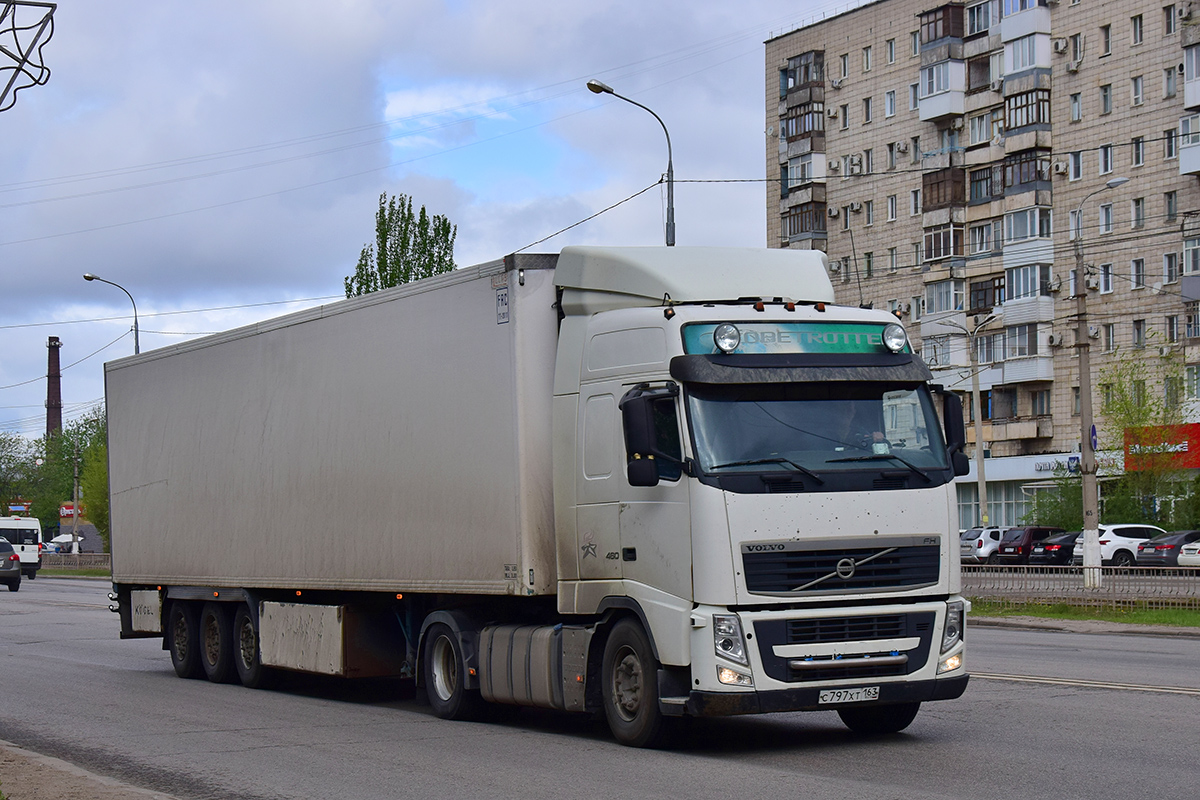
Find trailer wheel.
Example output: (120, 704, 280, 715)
(601, 619, 667, 748)
(233, 604, 274, 689)
(199, 602, 236, 684)
(838, 701, 920, 735)
(168, 602, 203, 679)
(422, 623, 483, 720)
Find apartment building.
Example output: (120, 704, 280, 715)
(766, 0, 1200, 528)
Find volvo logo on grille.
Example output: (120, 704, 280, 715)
(835, 558, 857, 579)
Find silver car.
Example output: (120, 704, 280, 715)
(0, 540, 21, 592)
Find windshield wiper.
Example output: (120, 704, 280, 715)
(708, 457, 825, 484)
(825, 452, 932, 483)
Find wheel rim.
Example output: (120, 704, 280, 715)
(610, 645, 643, 722)
(430, 635, 457, 702)
(238, 617, 257, 670)
(172, 613, 190, 661)
(202, 614, 220, 666)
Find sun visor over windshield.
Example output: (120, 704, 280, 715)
(669, 353, 934, 385)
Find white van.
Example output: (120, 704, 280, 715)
(0, 517, 43, 579)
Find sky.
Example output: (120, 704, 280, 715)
(0, 0, 865, 438)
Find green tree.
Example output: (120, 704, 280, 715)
(80, 436, 109, 550)
(0, 431, 30, 510)
(1025, 469, 1084, 530)
(23, 406, 106, 531)
(344, 192, 457, 297)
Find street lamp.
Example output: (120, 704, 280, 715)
(586, 79, 675, 246)
(1073, 175, 1129, 588)
(939, 312, 998, 527)
(83, 273, 140, 354)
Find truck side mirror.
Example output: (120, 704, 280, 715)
(938, 388, 971, 477)
(618, 383, 684, 487)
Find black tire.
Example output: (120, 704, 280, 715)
(199, 602, 236, 684)
(233, 604, 275, 689)
(422, 623, 484, 720)
(168, 601, 204, 679)
(7, 577, 19, 592)
(25, 568, 36, 579)
(986, 552, 1000, 565)
(1112, 550, 1135, 567)
(601, 618, 668, 748)
(838, 701, 921, 735)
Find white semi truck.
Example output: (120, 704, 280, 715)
(107, 246, 969, 746)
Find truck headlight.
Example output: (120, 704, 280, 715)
(941, 600, 964, 654)
(713, 614, 748, 665)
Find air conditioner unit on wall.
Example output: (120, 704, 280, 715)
(828, 206, 840, 217)
(1085, 275, 1101, 290)
(990, 79, 1003, 92)
(850, 201, 863, 212)
(828, 107, 840, 118)
(1053, 38, 1068, 53)
(895, 141, 909, 153)
(1053, 162, 1069, 175)
(1048, 333, 1063, 347)
(828, 160, 841, 172)
(830, 259, 841, 272)
(830, 78, 844, 89)
(1088, 325, 1101, 339)
(1066, 61, 1080, 73)
(1159, 345, 1174, 357)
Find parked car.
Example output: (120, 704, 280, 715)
(960, 527, 1008, 564)
(1028, 531, 1082, 566)
(1178, 540, 1200, 567)
(0, 516, 42, 579)
(996, 526, 1065, 564)
(0, 540, 21, 592)
(1135, 530, 1200, 567)
(1071, 524, 1167, 567)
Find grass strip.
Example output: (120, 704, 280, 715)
(37, 568, 112, 578)
(969, 599, 1200, 628)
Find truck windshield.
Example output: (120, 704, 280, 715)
(685, 382, 949, 477)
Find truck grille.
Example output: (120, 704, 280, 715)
(754, 612, 935, 683)
(742, 539, 940, 595)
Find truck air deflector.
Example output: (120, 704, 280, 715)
(668, 353, 933, 385)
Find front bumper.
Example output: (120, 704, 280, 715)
(675, 674, 969, 717)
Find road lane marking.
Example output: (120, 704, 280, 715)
(974, 672, 1200, 696)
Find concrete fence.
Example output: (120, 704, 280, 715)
(963, 565, 1200, 610)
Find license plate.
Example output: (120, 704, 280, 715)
(1032, 547, 1044, 553)
(819, 686, 879, 704)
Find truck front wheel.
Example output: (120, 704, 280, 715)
(199, 602, 236, 684)
(422, 623, 484, 720)
(168, 602, 203, 679)
(601, 619, 667, 748)
(837, 701, 920, 735)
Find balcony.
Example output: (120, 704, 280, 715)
(1182, 120, 1200, 176)
(966, 417, 1053, 444)
(1000, 354, 1055, 383)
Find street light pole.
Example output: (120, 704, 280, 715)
(1073, 176, 1129, 589)
(940, 313, 996, 526)
(586, 79, 675, 246)
(83, 273, 139, 354)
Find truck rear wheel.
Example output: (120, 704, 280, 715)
(423, 623, 484, 720)
(199, 602, 236, 684)
(601, 619, 667, 748)
(233, 604, 274, 689)
(168, 602, 203, 679)
(837, 701, 920, 735)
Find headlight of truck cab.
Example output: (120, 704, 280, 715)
(713, 614, 748, 665)
(938, 600, 965, 673)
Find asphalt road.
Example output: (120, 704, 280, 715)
(1, 579, 1197, 800)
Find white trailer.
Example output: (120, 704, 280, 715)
(108, 246, 969, 746)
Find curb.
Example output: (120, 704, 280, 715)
(969, 614, 1200, 638)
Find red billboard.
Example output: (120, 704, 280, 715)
(1123, 423, 1200, 471)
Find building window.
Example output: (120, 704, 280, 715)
(786, 155, 814, 189)
(1133, 319, 1146, 348)
(1100, 84, 1112, 115)
(912, 31, 920, 55)
(862, 97, 873, 123)
(1099, 143, 1113, 174)
(911, 136, 921, 163)
(1103, 323, 1116, 351)
(1069, 209, 1081, 241)
(840, 53, 849, 78)
(780, 52, 825, 96)
(1005, 324, 1037, 358)
(969, 113, 990, 145)
(887, 38, 896, 63)
(1188, 303, 1200, 337)
(970, 166, 999, 201)
(976, 334, 995, 364)
(885, 90, 896, 118)
(1006, 264, 1049, 300)
(924, 168, 966, 209)
(970, 275, 1005, 309)
(1004, 0, 1040, 14)
(1005, 207, 1051, 242)
(864, 148, 874, 174)
(1131, 75, 1144, 105)
(889, 247, 898, 271)
(864, 252, 874, 277)
(911, 189, 922, 215)
(1132, 136, 1145, 166)
(783, 203, 828, 237)
(1132, 14, 1144, 44)
(921, 6, 964, 44)
(1187, 237, 1200, 274)
(1101, 24, 1112, 55)
(1100, 263, 1114, 293)
(1166, 4, 1178, 35)
(1167, 315, 1180, 343)
(887, 194, 897, 221)
(842, 206, 851, 230)
(1005, 89, 1051, 129)
(1165, 251, 1180, 283)
(864, 199, 874, 225)
(1070, 93, 1082, 121)
(910, 83, 920, 110)
(781, 103, 825, 141)
(840, 104, 850, 130)
(1008, 35, 1037, 72)
(1131, 198, 1146, 229)
(1069, 151, 1082, 180)
(1031, 389, 1050, 416)
(1099, 203, 1113, 233)
(921, 62, 951, 97)
(1165, 67, 1178, 98)
(1181, 113, 1200, 146)
(1166, 191, 1178, 222)
(926, 279, 966, 313)
(967, 2, 991, 35)
(1004, 151, 1050, 188)
(1132, 258, 1146, 288)
(863, 46, 872, 72)
(924, 223, 964, 260)
(1165, 128, 1178, 158)
(970, 223, 994, 254)
(923, 335, 951, 366)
